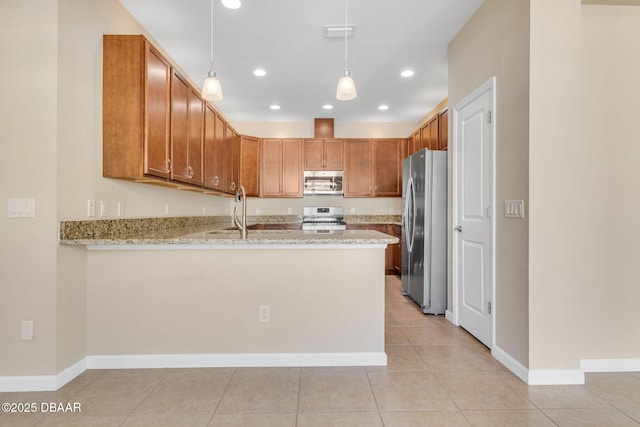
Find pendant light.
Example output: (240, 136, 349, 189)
(221, 0, 241, 9)
(202, 0, 223, 101)
(336, 0, 356, 101)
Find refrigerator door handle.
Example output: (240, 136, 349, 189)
(403, 177, 413, 253)
(405, 177, 417, 254)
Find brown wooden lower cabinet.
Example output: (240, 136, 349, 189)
(347, 223, 399, 275)
(392, 224, 402, 275)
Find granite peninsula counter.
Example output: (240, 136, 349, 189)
(59, 217, 396, 369)
(60, 228, 398, 248)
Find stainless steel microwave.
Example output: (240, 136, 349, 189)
(303, 171, 343, 196)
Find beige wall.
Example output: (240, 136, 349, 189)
(87, 248, 385, 355)
(529, 0, 584, 371)
(0, 0, 59, 376)
(448, 0, 531, 366)
(577, 5, 640, 360)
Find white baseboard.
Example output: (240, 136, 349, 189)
(581, 358, 640, 372)
(492, 345, 529, 383)
(528, 369, 585, 385)
(0, 353, 386, 392)
(0, 358, 87, 392)
(445, 310, 456, 325)
(492, 345, 586, 385)
(87, 352, 388, 369)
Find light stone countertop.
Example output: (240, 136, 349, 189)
(59, 215, 400, 247)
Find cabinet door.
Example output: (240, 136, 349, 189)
(438, 109, 448, 150)
(429, 115, 439, 151)
(344, 139, 373, 197)
(187, 89, 204, 186)
(409, 131, 421, 156)
(282, 138, 303, 197)
(225, 125, 240, 193)
(324, 139, 344, 170)
(144, 42, 171, 178)
(170, 71, 190, 183)
(261, 139, 283, 196)
(420, 121, 431, 151)
(373, 139, 402, 197)
(204, 105, 225, 191)
(304, 139, 324, 170)
(240, 135, 260, 197)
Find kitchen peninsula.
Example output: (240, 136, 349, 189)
(60, 217, 397, 369)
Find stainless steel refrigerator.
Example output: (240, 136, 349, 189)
(402, 148, 447, 314)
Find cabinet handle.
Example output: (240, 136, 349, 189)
(230, 182, 236, 191)
(167, 159, 172, 173)
(213, 176, 219, 186)
(188, 166, 194, 179)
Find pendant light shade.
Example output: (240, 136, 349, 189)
(202, 70, 223, 101)
(336, 0, 356, 101)
(202, 0, 223, 101)
(336, 73, 357, 101)
(221, 0, 241, 9)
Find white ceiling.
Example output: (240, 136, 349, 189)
(119, 0, 484, 124)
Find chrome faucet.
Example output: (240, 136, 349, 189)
(233, 185, 248, 239)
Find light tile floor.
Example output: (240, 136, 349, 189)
(2, 275, 639, 426)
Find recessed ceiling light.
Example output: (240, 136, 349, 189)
(253, 69, 267, 77)
(269, 104, 281, 110)
(400, 70, 414, 78)
(378, 105, 389, 111)
(323, 104, 334, 110)
(221, 0, 241, 9)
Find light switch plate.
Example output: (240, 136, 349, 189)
(8, 198, 35, 218)
(504, 200, 525, 219)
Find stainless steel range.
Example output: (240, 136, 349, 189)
(302, 206, 347, 231)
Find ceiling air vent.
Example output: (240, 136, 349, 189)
(323, 25, 356, 38)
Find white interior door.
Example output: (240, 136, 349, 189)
(453, 79, 495, 348)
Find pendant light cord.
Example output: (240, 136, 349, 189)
(209, 0, 215, 71)
(344, 0, 349, 75)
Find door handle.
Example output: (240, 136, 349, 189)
(454, 225, 462, 232)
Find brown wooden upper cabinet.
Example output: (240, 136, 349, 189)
(373, 139, 404, 197)
(225, 125, 240, 194)
(170, 71, 203, 186)
(260, 138, 303, 197)
(438, 108, 448, 150)
(420, 115, 439, 151)
(239, 135, 260, 197)
(303, 139, 344, 170)
(103, 35, 172, 179)
(344, 138, 405, 197)
(344, 139, 373, 197)
(203, 105, 226, 192)
(409, 131, 421, 157)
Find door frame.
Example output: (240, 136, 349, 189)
(450, 77, 497, 349)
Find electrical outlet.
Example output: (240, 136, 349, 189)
(87, 199, 96, 217)
(100, 200, 108, 217)
(255, 208, 261, 215)
(21, 320, 33, 340)
(117, 201, 124, 217)
(259, 305, 271, 323)
(287, 207, 293, 215)
(350, 207, 356, 214)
